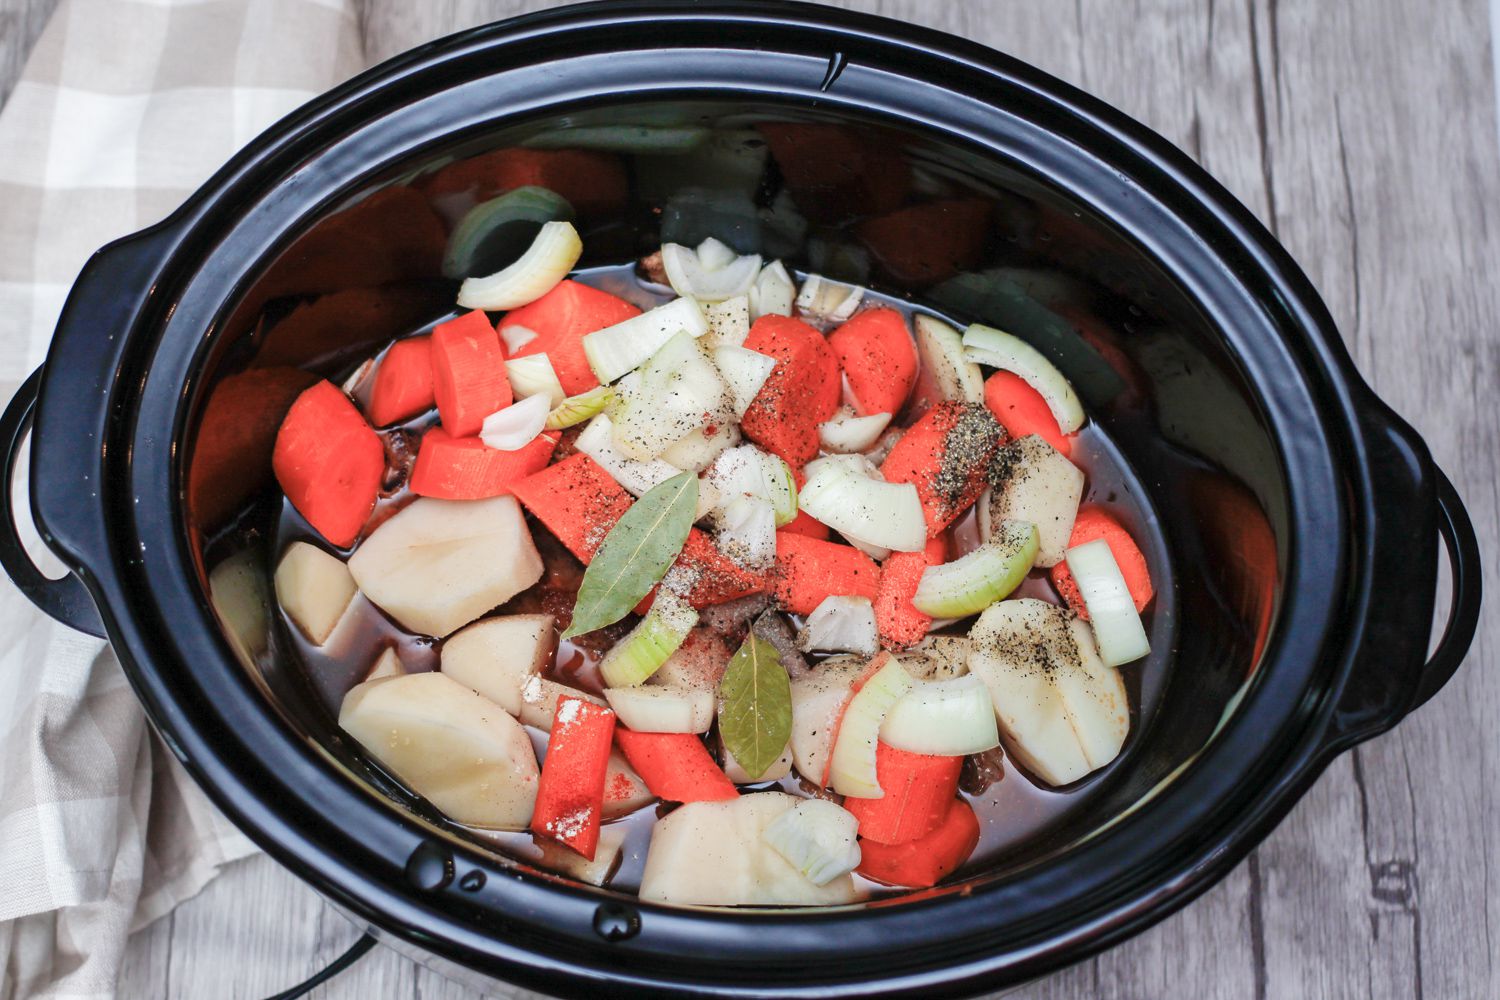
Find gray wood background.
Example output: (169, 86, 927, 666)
(4, 0, 1498, 996)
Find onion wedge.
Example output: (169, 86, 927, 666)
(457, 220, 582, 310)
(961, 323, 1084, 433)
(1064, 539, 1151, 667)
(828, 654, 912, 798)
(913, 520, 1038, 617)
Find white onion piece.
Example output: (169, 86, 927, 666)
(610, 331, 729, 461)
(702, 295, 751, 349)
(804, 452, 882, 482)
(479, 393, 550, 451)
(750, 260, 796, 320)
(505, 354, 566, 407)
(795, 273, 864, 329)
(714, 496, 776, 570)
(712, 345, 777, 417)
(695, 236, 739, 271)
(704, 445, 797, 526)
(1064, 539, 1150, 667)
(661, 242, 763, 302)
(457, 220, 582, 310)
(913, 520, 1038, 617)
(583, 297, 709, 384)
(500, 323, 539, 354)
(961, 323, 1084, 433)
(763, 799, 862, 886)
(915, 314, 984, 403)
(986, 434, 1085, 567)
(880, 674, 1001, 756)
(797, 596, 878, 656)
(828, 655, 912, 798)
(798, 463, 926, 553)
(660, 421, 740, 473)
(842, 534, 891, 563)
(604, 684, 715, 733)
(817, 407, 892, 454)
(575, 414, 719, 519)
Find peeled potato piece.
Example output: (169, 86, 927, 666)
(984, 435, 1085, 567)
(339, 672, 539, 829)
(519, 675, 607, 731)
(722, 744, 793, 784)
(366, 647, 406, 681)
(967, 599, 1128, 786)
(209, 549, 270, 669)
(640, 792, 859, 906)
(348, 495, 543, 637)
(274, 541, 356, 644)
(442, 614, 555, 715)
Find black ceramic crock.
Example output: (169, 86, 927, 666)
(0, 2, 1482, 996)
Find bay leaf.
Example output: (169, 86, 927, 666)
(717, 633, 793, 780)
(562, 471, 698, 639)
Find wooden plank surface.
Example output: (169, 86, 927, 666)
(0, 0, 1488, 996)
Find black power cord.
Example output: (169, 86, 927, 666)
(262, 932, 379, 1000)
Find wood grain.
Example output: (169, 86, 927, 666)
(30, 0, 1484, 995)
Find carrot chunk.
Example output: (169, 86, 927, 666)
(420, 147, 628, 218)
(531, 696, 616, 860)
(983, 370, 1074, 457)
(844, 743, 964, 845)
(880, 401, 1002, 535)
(873, 536, 946, 649)
(828, 308, 918, 417)
(856, 198, 991, 287)
(740, 315, 840, 468)
(1049, 507, 1154, 619)
(780, 508, 831, 541)
(501, 280, 641, 395)
(635, 528, 769, 615)
(367, 336, 435, 426)
(409, 428, 558, 500)
(614, 730, 739, 803)
(272, 381, 384, 548)
(431, 311, 510, 438)
(510, 453, 635, 564)
(772, 531, 881, 616)
(856, 797, 980, 888)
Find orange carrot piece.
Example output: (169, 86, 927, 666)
(828, 308, 918, 417)
(510, 453, 635, 564)
(272, 381, 384, 548)
(531, 695, 616, 860)
(740, 315, 840, 468)
(409, 428, 559, 500)
(431, 310, 510, 438)
(983, 370, 1074, 457)
(614, 730, 739, 803)
(772, 531, 881, 616)
(880, 401, 1002, 535)
(367, 336, 435, 426)
(844, 743, 964, 845)
(1050, 507, 1154, 619)
(873, 536, 946, 649)
(501, 280, 641, 395)
(856, 797, 980, 888)
(635, 528, 768, 615)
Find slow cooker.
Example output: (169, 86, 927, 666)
(0, 2, 1481, 995)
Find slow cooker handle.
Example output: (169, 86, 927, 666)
(0, 367, 106, 637)
(1408, 466, 1482, 710)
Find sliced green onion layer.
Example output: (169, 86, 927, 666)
(961, 323, 1084, 433)
(456, 220, 582, 311)
(1064, 539, 1150, 667)
(827, 655, 912, 798)
(545, 384, 614, 430)
(598, 591, 699, 688)
(913, 520, 1038, 617)
(880, 674, 1000, 756)
(763, 799, 862, 886)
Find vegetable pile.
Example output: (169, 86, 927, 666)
(259, 219, 1158, 906)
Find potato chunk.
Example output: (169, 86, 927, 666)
(274, 541, 357, 644)
(348, 495, 543, 637)
(442, 614, 555, 715)
(339, 672, 539, 828)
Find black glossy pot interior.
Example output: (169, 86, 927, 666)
(185, 97, 1284, 887)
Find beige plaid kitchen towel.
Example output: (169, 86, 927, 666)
(0, 1, 363, 996)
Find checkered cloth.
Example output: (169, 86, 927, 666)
(0, 2, 363, 996)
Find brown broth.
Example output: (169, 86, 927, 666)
(265, 264, 1174, 900)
